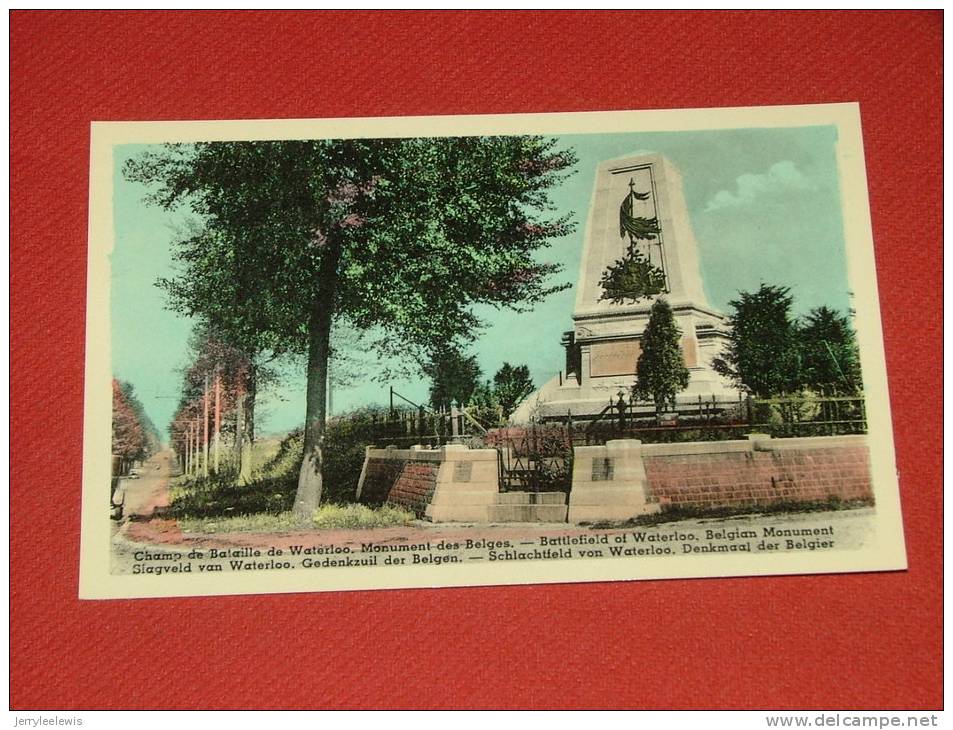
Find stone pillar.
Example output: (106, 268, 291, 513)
(424, 446, 501, 523)
(567, 439, 660, 523)
(354, 445, 375, 501)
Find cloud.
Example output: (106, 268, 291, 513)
(704, 160, 814, 212)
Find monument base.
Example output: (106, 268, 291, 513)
(512, 302, 740, 423)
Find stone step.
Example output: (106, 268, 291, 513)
(496, 491, 567, 506)
(486, 504, 569, 523)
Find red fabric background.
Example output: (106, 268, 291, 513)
(10, 11, 942, 709)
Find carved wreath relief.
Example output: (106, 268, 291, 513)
(599, 176, 669, 304)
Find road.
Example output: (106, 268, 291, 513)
(115, 449, 178, 519)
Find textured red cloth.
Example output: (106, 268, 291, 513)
(10, 10, 942, 709)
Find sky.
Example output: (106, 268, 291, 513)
(111, 125, 850, 438)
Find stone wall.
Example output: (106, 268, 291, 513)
(355, 445, 501, 521)
(642, 435, 873, 513)
(567, 434, 872, 523)
(357, 436, 873, 524)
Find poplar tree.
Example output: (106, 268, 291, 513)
(632, 299, 690, 419)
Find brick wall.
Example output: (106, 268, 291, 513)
(386, 462, 440, 517)
(357, 458, 405, 507)
(356, 445, 503, 522)
(642, 437, 873, 512)
(358, 457, 439, 518)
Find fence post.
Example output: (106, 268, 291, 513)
(450, 403, 459, 437)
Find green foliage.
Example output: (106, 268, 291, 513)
(178, 504, 415, 533)
(424, 349, 483, 411)
(714, 284, 862, 400)
(179, 511, 308, 534)
(250, 406, 406, 506)
(460, 362, 535, 426)
(464, 381, 505, 429)
(798, 306, 862, 394)
(312, 503, 415, 529)
(126, 136, 577, 365)
(633, 299, 690, 415)
(167, 470, 296, 519)
(322, 406, 397, 503)
(168, 407, 386, 519)
(256, 421, 372, 507)
(257, 429, 305, 480)
(491, 362, 535, 419)
(170, 430, 305, 520)
(713, 284, 802, 398)
(117, 381, 162, 453)
(126, 135, 578, 510)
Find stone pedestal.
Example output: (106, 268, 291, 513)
(567, 439, 660, 523)
(425, 445, 502, 522)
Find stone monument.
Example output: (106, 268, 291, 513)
(512, 152, 738, 422)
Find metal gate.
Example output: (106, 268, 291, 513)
(490, 424, 574, 494)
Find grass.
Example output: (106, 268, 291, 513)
(178, 503, 417, 534)
(179, 511, 307, 534)
(312, 503, 416, 530)
(168, 413, 398, 522)
(167, 472, 296, 519)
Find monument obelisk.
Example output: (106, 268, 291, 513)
(512, 152, 737, 422)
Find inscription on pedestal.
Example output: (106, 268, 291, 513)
(590, 339, 641, 377)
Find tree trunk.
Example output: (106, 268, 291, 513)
(234, 383, 245, 465)
(293, 301, 333, 520)
(239, 367, 256, 484)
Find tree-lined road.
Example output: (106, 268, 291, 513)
(117, 450, 177, 519)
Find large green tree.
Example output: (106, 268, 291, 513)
(424, 348, 483, 412)
(798, 306, 862, 394)
(712, 284, 801, 397)
(632, 298, 690, 418)
(126, 136, 576, 517)
(491, 362, 535, 419)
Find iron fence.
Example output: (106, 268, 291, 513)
(362, 388, 867, 494)
(562, 391, 867, 445)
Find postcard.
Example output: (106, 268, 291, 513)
(80, 103, 906, 599)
